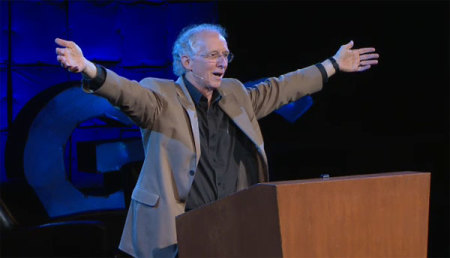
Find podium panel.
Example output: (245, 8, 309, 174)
(176, 172, 430, 257)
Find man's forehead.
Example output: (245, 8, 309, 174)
(193, 31, 228, 50)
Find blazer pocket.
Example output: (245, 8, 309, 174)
(131, 187, 160, 207)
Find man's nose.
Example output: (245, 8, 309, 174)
(217, 56, 227, 67)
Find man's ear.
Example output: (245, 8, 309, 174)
(181, 55, 192, 71)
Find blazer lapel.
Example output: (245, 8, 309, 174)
(175, 77, 201, 165)
(218, 88, 264, 153)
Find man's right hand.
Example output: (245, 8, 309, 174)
(55, 38, 97, 79)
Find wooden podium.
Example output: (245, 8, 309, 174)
(176, 172, 430, 257)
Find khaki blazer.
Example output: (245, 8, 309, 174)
(89, 65, 323, 257)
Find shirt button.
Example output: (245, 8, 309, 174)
(189, 170, 195, 176)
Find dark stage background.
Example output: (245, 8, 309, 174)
(0, 1, 448, 257)
(219, 2, 449, 257)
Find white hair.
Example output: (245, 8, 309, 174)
(172, 24, 227, 76)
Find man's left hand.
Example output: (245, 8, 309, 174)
(334, 40, 379, 72)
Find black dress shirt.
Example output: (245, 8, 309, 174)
(183, 76, 255, 211)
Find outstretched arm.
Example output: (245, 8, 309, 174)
(247, 41, 379, 119)
(55, 38, 97, 79)
(54, 38, 166, 129)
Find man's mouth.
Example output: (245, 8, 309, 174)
(212, 72, 223, 78)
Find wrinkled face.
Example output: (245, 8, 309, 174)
(183, 31, 229, 90)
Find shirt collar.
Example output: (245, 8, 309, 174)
(182, 74, 222, 104)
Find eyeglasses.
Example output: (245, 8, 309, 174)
(198, 51, 234, 63)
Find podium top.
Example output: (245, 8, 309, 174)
(262, 171, 429, 186)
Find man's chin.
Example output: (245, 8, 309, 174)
(206, 82, 221, 89)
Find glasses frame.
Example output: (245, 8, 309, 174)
(197, 50, 234, 63)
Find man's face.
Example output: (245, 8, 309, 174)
(187, 31, 229, 89)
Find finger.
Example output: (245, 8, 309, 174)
(357, 48, 376, 54)
(55, 38, 76, 49)
(57, 55, 65, 64)
(55, 38, 72, 48)
(57, 56, 70, 68)
(343, 40, 354, 49)
(357, 65, 371, 72)
(360, 53, 379, 60)
(56, 47, 66, 55)
(360, 60, 378, 66)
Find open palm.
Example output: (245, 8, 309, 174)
(334, 41, 379, 72)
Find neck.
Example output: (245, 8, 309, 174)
(185, 72, 213, 104)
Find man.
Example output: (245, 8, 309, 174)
(55, 23, 378, 257)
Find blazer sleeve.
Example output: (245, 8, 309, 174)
(84, 68, 166, 129)
(247, 65, 323, 120)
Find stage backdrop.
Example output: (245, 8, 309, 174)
(0, 0, 218, 217)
